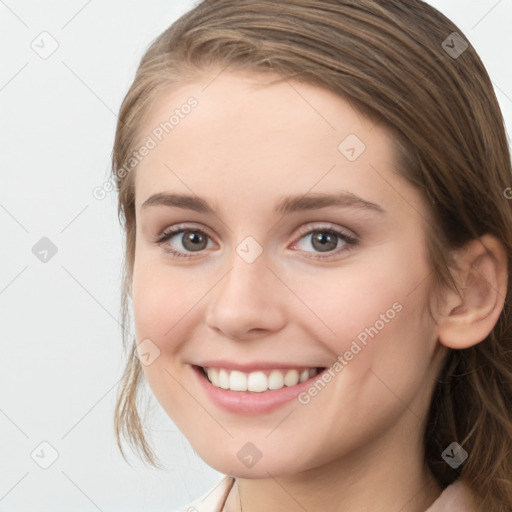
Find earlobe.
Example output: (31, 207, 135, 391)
(437, 234, 508, 350)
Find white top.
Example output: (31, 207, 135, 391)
(174, 475, 477, 512)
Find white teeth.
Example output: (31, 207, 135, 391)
(229, 370, 247, 391)
(208, 368, 220, 387)
(218, 369, 230, 389)
(268, 370, 284, 390)
(299, 369, 309, 383)
(205, 367, 320, 392)
(283, 369, 299, 386)
(247, 371, 268, 392)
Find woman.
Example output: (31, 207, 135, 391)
(112, 1, 512, 510)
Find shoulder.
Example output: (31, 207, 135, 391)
(173, 475, 235, 512)
(425, 479, 478, 512)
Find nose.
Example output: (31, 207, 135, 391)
(204, 250, 287, 341)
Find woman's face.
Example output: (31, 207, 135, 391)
(131, 69, 448, 477)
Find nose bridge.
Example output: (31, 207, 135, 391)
(218, 228, 270, 293)
(205, 239, 286, 338)
(218, 240, 273, 309)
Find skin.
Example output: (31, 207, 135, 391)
(130, 68, 506, 512)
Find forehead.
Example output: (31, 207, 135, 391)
(132, 70, 410, 217)
(138, 70, 377, 146)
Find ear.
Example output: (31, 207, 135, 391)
(437, 234, 508, 349)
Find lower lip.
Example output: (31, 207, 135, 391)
(191, 365, 326, 415)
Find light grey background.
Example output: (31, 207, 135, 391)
(1, 1, 511, 511)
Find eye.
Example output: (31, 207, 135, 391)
(155, 224, 215, 259)
(154, 223, 358, 260)
(290, 224, 358, 260)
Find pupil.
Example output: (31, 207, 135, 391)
(313, 232, 336, 252)
(184, 231, 205, 251)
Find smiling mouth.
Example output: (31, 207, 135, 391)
(197, 365, 327, 393)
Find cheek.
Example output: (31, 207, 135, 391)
(282, 258, 436, 458)
(288, 259, 408, 344)
(131, 255, 202, 420)
(291, 248, 435, 378)
(131, 253, 197, 343)
(296, 254, 436, 414)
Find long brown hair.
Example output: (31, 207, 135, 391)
(112, 1, 512, 509)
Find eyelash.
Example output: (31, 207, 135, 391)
(154, 223, 358, 261)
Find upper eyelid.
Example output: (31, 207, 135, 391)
(160, 222, 215, 239)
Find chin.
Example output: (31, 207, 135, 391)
(195, 442, 315, 479)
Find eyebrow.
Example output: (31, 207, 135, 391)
(141, 191, 386, 215)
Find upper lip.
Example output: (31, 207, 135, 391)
(195, 360, 325, 372)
